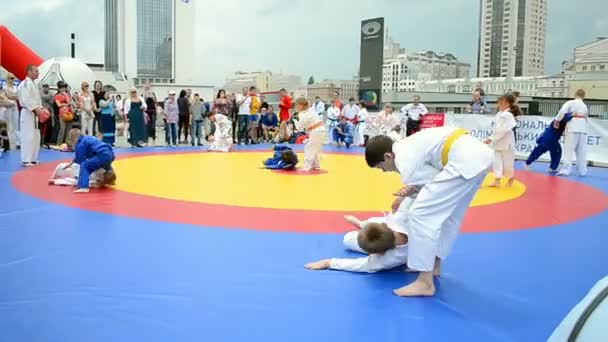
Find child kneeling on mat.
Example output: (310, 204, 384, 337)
(63, 128, 115, 193)
(263, 144, 298, 170)
(49, 162, 115, 188)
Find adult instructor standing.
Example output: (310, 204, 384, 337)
(17, 64, 42, 167)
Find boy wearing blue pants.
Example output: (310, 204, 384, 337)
(525, 113, 572, 172)
(64, 128, 115, 193)
(333, 116, 355, 148)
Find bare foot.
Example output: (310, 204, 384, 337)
(523, 164, 530, 170)
(48, 179, 55, 185)
(506, 178, 515, 187)
(393, 272, 436, 297)
(488, 179, 501, 187)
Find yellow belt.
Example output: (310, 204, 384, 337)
(441, 129, 468, 167)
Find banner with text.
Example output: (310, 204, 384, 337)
(443, 114, 608, 165)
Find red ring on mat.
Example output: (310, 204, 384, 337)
(11, 152, 608, 234)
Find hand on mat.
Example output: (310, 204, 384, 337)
(344, 215, 360, 226)
(392, 196, 405, 213)
(305, 259, 331, 270)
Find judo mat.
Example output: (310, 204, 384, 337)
(1, 144, 607, 342)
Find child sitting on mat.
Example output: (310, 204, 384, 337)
(263, 144, 298, 170)
(305, 197, 416, 273)
(62, 128, 115, 193)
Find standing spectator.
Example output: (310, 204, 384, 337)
(40, 84, 55, 147)
(236, 87, 252, 145)
(16, 65, 42, 166)
(475, 81, 485, 98)
(78, 81, 97, 136)
(54, 81, 74, 144)
(144, 85, 158, 146)
(332, 91, 342, 110)
(400, 95, 428, 136)
(3, 73, 20, 149)
(228, 93, 238, 142)
(163, 90, 179, 146)
(190, 93, 206, 146)
(356, 101, 369, 146)
(260, 95, 269, 111)
(325, 100, 340, 143)
(99, 92, 116, 145)
(92, 80, 105, 136)
(124, 88, 147, 147)
(177, 89, 190, 144)
(277, 88, 292, 144)
(466, 91, 488, 114)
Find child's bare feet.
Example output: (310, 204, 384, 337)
(48, 179, 54, 185)
(488, 179, 501, 187)
(393, 272, 435, 297)
(506, 178, 515, 187)
(73, 188, 90, 193)
(523, 163, 530, 170)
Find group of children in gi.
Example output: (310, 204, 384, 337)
(326, 98, 368, 148)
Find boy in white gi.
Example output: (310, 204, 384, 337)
(325, 101, 340, 144)
(365, 126, 493, 297)
(48, 162, 114, 188)
(483, 94, 520, 187)
(305, 197, 416, 273)
(295, 97, 326, 172)
(555, 89, 589, 177)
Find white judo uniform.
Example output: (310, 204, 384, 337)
(50, 162, 106, 187)
(208, 114, 233, 152)
(354, 107, 368, 146)
(16, 77, 41, 164)
(325, 106, 340, 143)
(555, 98, 589, 176)
(2, 86, 20, 148)
(329, 197, 415, 273)
(296, 108, 327, 171)
(488, 110, 517, 179)
(392, 126, 494, 272)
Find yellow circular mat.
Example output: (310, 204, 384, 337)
(112, 152, 526, 212)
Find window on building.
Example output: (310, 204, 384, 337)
(582, 66, 587, 71)
(601, 65, 606, 70)
(591, 65, 596, 71)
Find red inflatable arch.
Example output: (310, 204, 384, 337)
(0, 26, 44, 80)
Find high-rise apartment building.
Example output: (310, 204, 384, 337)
(477, 0, 547, 78)
(104, 0, 195, 85)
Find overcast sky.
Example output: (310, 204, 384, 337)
(1, 0, 606, 85)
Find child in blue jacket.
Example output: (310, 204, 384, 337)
(263, 144, 298, 170)
(525, 113, 572, 172)
(63, 128, 115, 193)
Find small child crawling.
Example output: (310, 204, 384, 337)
(263, 144, 298, 170)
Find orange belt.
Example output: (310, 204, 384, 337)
(308, 121, 324, 131)
(573, 113, 586, 118)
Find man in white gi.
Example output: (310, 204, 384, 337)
(555, 89, 589, 177)
(400, 95, 428, 137)
(17, 65, 42, 166)
(365, 127, 493, 297)
(341, 97, 360, 124)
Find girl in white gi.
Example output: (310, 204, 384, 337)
(325, 101, 340, 144)
(48, 162, 110, 188)
(207, 112, 234, 152)
(295, 97, 326, 172)
(483, 94, 520, 187)
(355, 101, 368, 146)
(365, 126, 493, 297)
(16, 65, 42, 167)
(555, 89, 589, 177)
(378, 103, 401, 136)
(305, 196, 417, 273)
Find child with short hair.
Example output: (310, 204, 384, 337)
(305, 197, 417, 273)
(333, 116, 355, 148)
(49, 162, 115, 188)
(62, 128, 115, 193)
(294, 97, 326, 171)
(263, 144, 299, 170)
(261, 106, 279, 142)
(525, 113, 573, 173)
